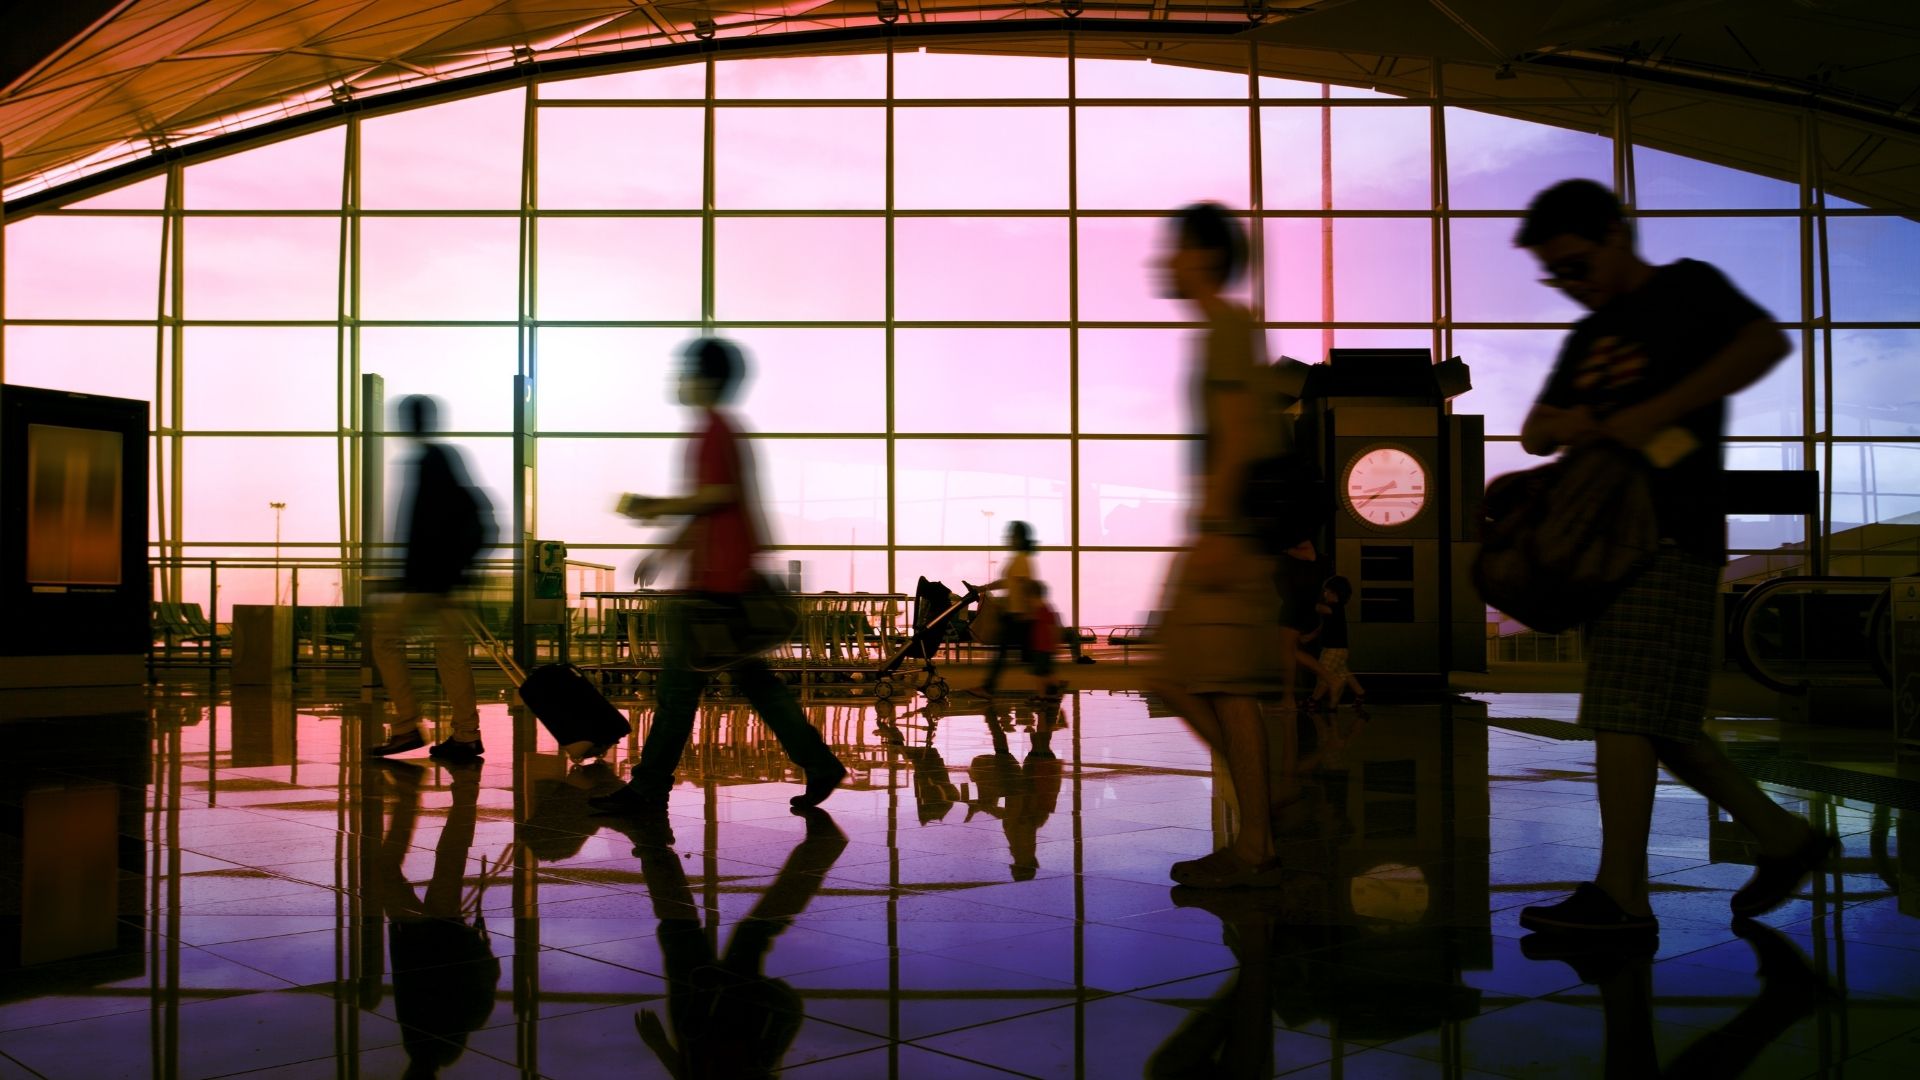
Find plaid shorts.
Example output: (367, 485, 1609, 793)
(1315, 648, 1351, 692)
(1579, 544, 1721, 742)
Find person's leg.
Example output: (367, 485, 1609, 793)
(428, 597, 482, 744)
(1147, 679, 1227, 754)
(1593, 731, 1659, 916)
(594, 610, 706, 812)
(980, 616, 1023, 694)
(1654, 734, 1833, 917)
(1653, 736, 1810, 856)
(368, 593, 427, 754)
(629, 659, 705, 795)
(736, 659, 846, 807)
(1215, 694, 1275, 866)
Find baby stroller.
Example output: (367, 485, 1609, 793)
(873, 577, 980, 703)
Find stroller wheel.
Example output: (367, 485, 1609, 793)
(927, 678, 950, 703)
(874, 675, 896, 701)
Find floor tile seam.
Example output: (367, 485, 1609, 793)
(909, 936, 1244, 997)
(203, 1019, 513, 1079)
(778, 1039, 1045, 1078)
(0, 983, 339, 1041)
(863, 989, 1125, 1044)
(0, 1048, 46, 1080)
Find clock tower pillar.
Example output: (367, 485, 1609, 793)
(1295, 349, 1484, 682)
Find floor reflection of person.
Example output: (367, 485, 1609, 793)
(591, 338, 845, 815)
(875, 701, 961, 826)
(371, 760, 500, 1079)
(1512, 181, 1834, 937)
(965, 706, 1064, 881)
(633, 808, 849, 1079)
(1149, 203, 1289, 890)
(1147, 890, 1280, 1079)
(1528, 918, 1832, 1078)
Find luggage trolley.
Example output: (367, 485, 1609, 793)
(873, 577, 981, 703)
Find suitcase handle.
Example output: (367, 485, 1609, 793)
(465, 613, 528, 687)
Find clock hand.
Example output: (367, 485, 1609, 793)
(1355, 481, 1398, 508)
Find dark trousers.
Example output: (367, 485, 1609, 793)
(983, 614, 1051, 691)
(631, 607, 839, 794)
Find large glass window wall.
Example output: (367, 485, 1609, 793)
(5, 40, 1917, 626)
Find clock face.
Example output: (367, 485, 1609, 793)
(1343, 447, 1428, 527)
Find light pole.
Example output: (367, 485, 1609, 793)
(269, 502, 286, 604)
(982, 509, 996, 583)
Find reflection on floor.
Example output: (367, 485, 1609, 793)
(0, 682, 1915, 1078)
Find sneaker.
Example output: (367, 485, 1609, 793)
(428, 737, 485, 762)
(368, 728, 426, 758)
(1732, 828, 1839, 919)
(588, 785, 669, 816)
(1519, 882, 1658, 934)
(791, 759, 848, 808)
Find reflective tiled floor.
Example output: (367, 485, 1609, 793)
(0, 680, 1915, 1078)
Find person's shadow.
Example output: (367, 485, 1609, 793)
(632, 808, 849, 1079)
(371, 760, 503, 1079)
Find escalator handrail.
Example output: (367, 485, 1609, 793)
(1727, 575, 1892, 695)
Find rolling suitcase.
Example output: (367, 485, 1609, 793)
(467, 616, 631, 762)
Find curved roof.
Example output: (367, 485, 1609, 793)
(4, 0, 1918, 210)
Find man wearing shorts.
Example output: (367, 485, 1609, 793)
(1514, 180, 1834, 939)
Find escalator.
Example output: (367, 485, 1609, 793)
(1725, 576, 1893, 694)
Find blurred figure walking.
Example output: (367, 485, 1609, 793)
(1150, 204, 1291, 889)
(590, 338, 846, 815)
(368, 395, 494, 761)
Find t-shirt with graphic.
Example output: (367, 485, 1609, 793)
(685, 409, 758, 594)
(1534, 258, 1770, 561)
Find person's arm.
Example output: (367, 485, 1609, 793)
(617, 483, 736, 521)
(1199, 386, 1256, 528)
(1603, 319, 1789, 447)
(1519, 403, 1598, 456)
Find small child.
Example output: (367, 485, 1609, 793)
(1309, 576, 1366, 712)
(1026, 580, 1067, 697)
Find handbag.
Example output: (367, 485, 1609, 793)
(1471, 438, 1661, 633)
(683, 573, 802, 672)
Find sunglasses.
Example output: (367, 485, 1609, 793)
(1539, 255, 1594, 289)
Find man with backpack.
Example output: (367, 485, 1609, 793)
(1513, 180, 1833, 939)
(367, 394, 494, 762)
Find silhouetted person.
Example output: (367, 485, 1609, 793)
(1150, 203, 1290, 889)
(632, 807, 849, 1078)
(1514, 180, 1834, 937)
(371, 761, 499, 1079)
(972, 521, 1058, 698)
(590, 339, 845, 815)
(1305, 576, 1365, 712)
(368, 395, 494, 761)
